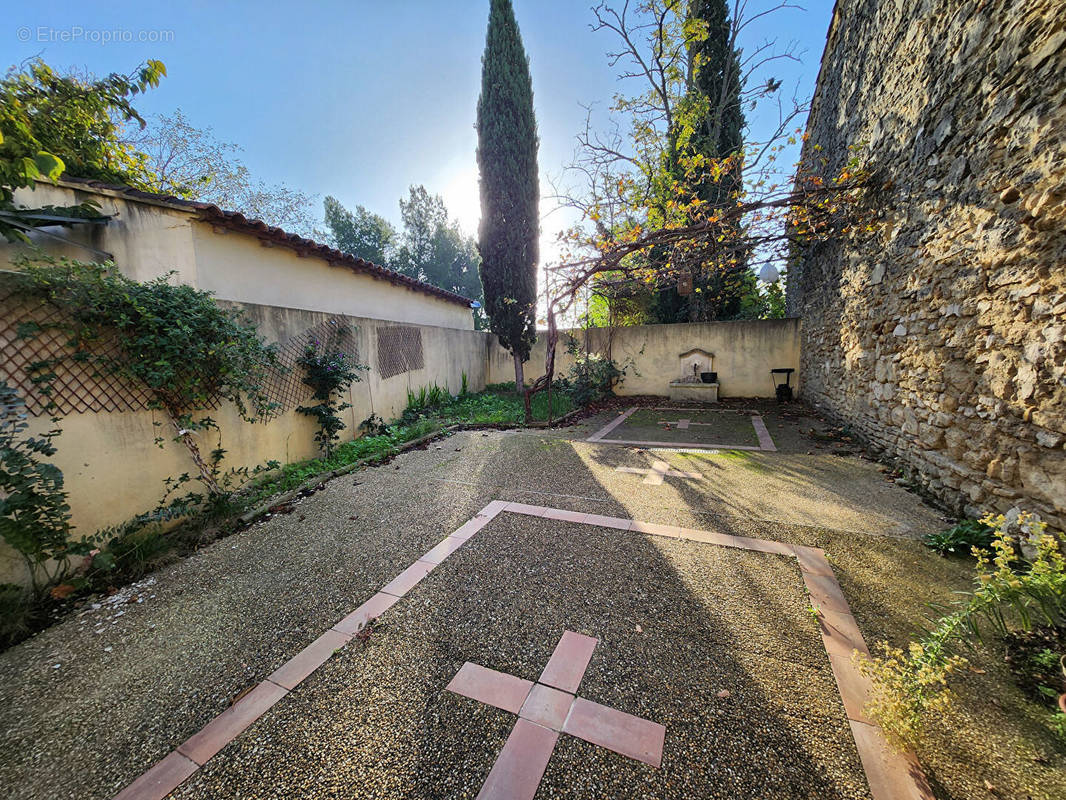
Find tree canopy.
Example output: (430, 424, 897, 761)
(322, 187, 484, 322)
(0, 58, 165, 241)
(131, 109, 321, 237)
(557, 1, 808, 324)
(323, 196, 397, 267)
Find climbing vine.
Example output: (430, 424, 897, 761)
(10, 254, 280, 497)
(296, 336, 367, 456)
(0, 381, 102, 596)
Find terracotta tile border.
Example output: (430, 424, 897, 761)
(108, 502, 507, 800)
(112, 499, 930, 800)
(585, 406, 639, 442)
(585, 406, 777, 451)
(496, 502, 933, 800)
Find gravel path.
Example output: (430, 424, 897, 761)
(173, 513, 868, 800)
(0, 413, 1062, 800)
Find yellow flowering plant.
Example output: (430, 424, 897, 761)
(856, 510, 1065, 748)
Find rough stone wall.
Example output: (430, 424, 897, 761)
(787, 0, 1066, 528)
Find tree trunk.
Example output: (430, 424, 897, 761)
(165, 406, 222, 496)
(514, 353, 532, 423)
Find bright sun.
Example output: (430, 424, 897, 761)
(440, 167, 481, 235)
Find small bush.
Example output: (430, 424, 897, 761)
(924, 518, 995, 556)
(564, 351, 624, 407)
(0, 381, 94, 596)
(405, 383, 450, 415)
(296, 337, 367, 456)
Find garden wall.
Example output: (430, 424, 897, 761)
(488, 318, 801, 399)
(0, 296, 489, 586)
(786, 0, 1065, 527)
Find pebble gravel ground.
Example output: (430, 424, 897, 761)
(1, 408, 1063, 800)
(174, 513, 869, 800)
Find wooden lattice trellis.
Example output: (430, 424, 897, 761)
(375, 325, 424, 379)
(0, 290, 156, 416)
(259, 318, 361, 415)
(0, 286, 360, 419)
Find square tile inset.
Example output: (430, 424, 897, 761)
(563, 696, 666, 767)
(519, 683, 575, 731)
(447, 662, 533, 715)
(477, 718, 560, 800)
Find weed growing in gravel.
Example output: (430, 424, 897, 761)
(857, 510, 1066, 748)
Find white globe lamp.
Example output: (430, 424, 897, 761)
(758, 263, 780, 283)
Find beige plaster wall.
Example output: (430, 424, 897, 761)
(4, 183, 199, 285)
(191, 222, 473, 329)
(3, 181, 475, 331)
(488, 319, 801, 399)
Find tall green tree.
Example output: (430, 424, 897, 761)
(322, 187, 484, 325)
(676, 0, 748, 321)
(323, 195, 397, 266)
(395, 186, 482, 303)
(681, 0, 744, 207)
(0, 59, 165, 241)
(568, 2, 801, 325)
(476, 0, 539, 414)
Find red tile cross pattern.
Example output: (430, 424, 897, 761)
(446, 630, 666, 800)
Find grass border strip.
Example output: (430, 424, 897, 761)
(236, 425, 460, 525)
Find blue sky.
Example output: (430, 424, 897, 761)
(5, 0, 836, 258)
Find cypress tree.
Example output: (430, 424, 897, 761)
(476, 0, 539, 400)
(684, 0, 748, 321)
(686, 0, 744, 207)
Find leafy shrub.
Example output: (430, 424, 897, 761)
(857, 510, 1066, 748)
(405, 383, 450, 414)
(564, 351, 624, 407)
(0, 381, 94, 596)
(924, 518, 995, 556)
(359, 414, 391, 436)
(296, 336, 367, 456)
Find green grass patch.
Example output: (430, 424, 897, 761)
(242, 417, 443, 508)
(403, 382, 575, 426)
